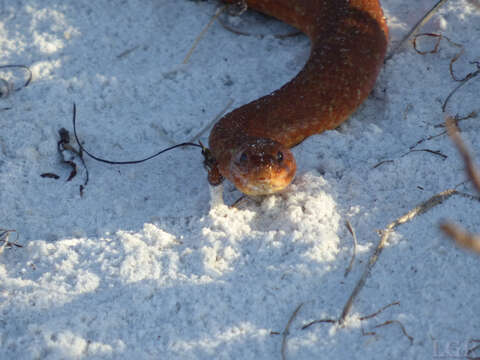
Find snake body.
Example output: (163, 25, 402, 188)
(208, 0, 389, 195)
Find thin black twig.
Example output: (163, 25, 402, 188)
(372, 159, 394, 169)
(359, 302, 400, 321)
(442, 66, 480, 112)
(117, 45, 140, 59)
(401, 148, 448, 160)
(344, 220, 358, 277)
(72, 103, 202, 165)
(301, 318, 336, 330)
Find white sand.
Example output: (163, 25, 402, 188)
(0, 0, 479, 359)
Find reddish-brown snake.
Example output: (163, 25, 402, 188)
(207, 0, 388, 195)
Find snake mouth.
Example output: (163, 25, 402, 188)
(241, 175, 295, 195)
(230, 149, 296, 196)
(220, 138, 297, 196)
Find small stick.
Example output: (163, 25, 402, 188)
(441, 222, 480, 253)
(467, 340, 480, 358)
(302, 300, 400, 330)
(339, 188, 458, 324)
(344, 220, 358, 277)
(372, 159, 394, 169)
(456, 191, 480, 202)
(434, 112, 477, 128)
(401, 148, 448, 160)
(281, 303, 303, 360)
(359, 302, 400, 321)
(183, 5, 227, 64)
(40, 173, 60, 179)
(409, 114, 476, 150)
(409, 130, 446, 150)
(412, 33, 467, 81)
(301, 318, 336, 330)
(385, 0, 450, 61)
(0, 229, 21, 253)
(442, 68, 480, 112)
(445, 116, 480, 192)
(0, 64, 32, 91)
(372, 320, 414, 344)
(117, 45, 140, 59)
(0, 235, 8, 254)
(440, 121, 480, 254)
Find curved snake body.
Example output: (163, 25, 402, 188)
(208, 0, 389, 195)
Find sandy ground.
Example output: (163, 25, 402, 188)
(0, 0, 479, 359)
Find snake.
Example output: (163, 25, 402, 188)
(207, 0, 389, 195)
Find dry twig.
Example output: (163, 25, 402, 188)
(339, 188, 458, 325)
(445, 116, 480, 192)
(281, 303, 303, 360)
(117, 45, 140, 59)
(344, 220, 358, 277)
(441, 222, 480, 254)
(442, 62, 480, 112)
(301, 318, 336, 331)
(183, 5, 227, 64)
(440, 116, 480, 253)
(372, 159, 394, 169)
(371, 320, 414, 344)
(0, 64, 32, 97)
(0, 229, 21, 254)
(401, 148, 448, 160)
(359, 301, 400, 321)
(385, 0, 450, 61)
(467, 339, 480, 359)
(412, 33, 466, 80)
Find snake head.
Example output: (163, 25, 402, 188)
(229, 138, 296, 195)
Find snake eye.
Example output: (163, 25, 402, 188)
(239, 152, 248, 163)
(277, 151, 283, 163)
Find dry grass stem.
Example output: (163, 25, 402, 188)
(372, 320, 414, 344)
(440, 116, 480, 253)
(344, 220, 358, 277)
(385, 0, 450, 61)
(183, 5, 227, 64)
(441, 223, 480, 253)
(339, 188, 458, 324)
(359, 302, 400, 321)
(445, 116, 480, 192)
(281, 303, 303, 360)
